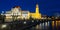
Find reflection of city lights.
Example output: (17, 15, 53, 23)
(48, 21, 49, 26)
(40, 23, 41, 26)
(32, 20, 34, 22)
(59, 21, 60, 22)
(36, 25, 39, 29)
(24, 21, 26, 24)
(39, 23, 42, 29)
(56, 21, 58, 27)
(52, 21, 54, 27)
(1, 24, 7, 28)
(45, 22, 47, 26)
(37, 20, 38, 22)
(48, 21, 49, 24)
(42, 23, 44, 26)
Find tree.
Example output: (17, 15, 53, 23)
(0, 14, 6, 23)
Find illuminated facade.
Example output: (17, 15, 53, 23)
(30, 4, 41, 19)
(4, 6, 22, 22)
(3, 6, 30, 22)
(1, 4, 41, 22)
(21, 11, 30, 19)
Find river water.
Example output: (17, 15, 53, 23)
(27, 20, 60, 30)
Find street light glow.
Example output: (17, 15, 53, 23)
(1, 24, 7, 28)
(24, 21, 26, 24)
(32, 20, 34, 22)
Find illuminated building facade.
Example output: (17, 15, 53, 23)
(3, 6, 30, 22)
(22, 11, 30, 19)
(30, 4, 41, 19)
(4, 6, 22, 22)
(1, 4, 41, 22)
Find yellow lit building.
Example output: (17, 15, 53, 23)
(30, 4, 41, 19)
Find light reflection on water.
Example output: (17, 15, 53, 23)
(31, 20, 60, 30)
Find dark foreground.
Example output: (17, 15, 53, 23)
(0, 20, 60, 30)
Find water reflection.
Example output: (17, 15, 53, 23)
(31, 20, 60, 30)
(35, 21, 50, 30)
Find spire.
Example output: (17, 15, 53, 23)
(36, 4, 39, 13)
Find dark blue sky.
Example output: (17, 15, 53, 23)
(0, 0, 60, 16)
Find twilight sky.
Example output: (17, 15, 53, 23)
(0, 0, 60, 16)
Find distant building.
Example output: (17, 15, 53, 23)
(54, 13, 60, 17)
(53, 13, 60, 19)
(21, 11, 30, 19)
(4, 6, 22, 22)
(1, 4, 42, 22)
(30, 4, 41, 19)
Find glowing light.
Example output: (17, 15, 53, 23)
(24, 21, 26, 24)
(47, 21, 49, 26)
(39, 23, 42, 29)
(52, 21, 54, 27)
(32, 20, 34, 22)
(40, 23, 41, 26)
(42, 23, 44, 26)
(1, 24, 7, 28)
(45, 22, 47, 26)
(36, 25, 39, 29)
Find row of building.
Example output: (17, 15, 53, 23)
(1, 4, 41, 22)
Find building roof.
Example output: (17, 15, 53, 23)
(13, 6, 21, 8)
(22, 11, 29, 14)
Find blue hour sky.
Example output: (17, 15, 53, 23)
(0, 0, 60, 16)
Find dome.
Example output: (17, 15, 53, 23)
(15, 6, 20, 8)
(13, 6, 21, 8)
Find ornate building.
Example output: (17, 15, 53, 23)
(30, 4, 41, 19)
(1, 4, 41, 22)
(2, 6, 30, 22)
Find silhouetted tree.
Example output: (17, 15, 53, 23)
(0, 14, 6, 23)
(30, 16, 33, 20)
